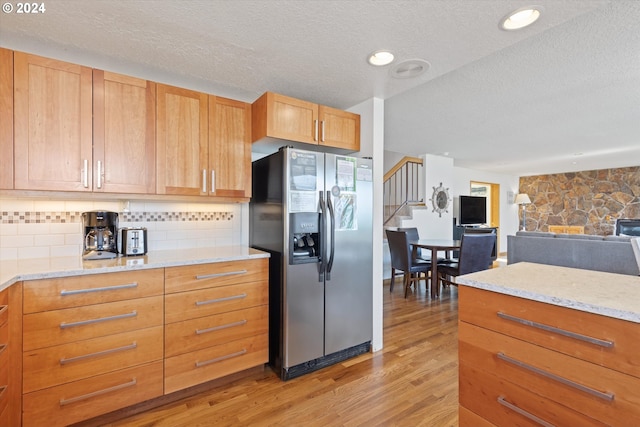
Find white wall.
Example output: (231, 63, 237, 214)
(348, 97, 384, 352)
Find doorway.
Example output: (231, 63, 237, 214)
(470, 181, 501, 254)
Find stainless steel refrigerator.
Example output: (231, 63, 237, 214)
(250, 146, 373, 380)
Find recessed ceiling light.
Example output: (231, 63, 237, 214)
(368, 50, 394, 66)
(500, 6, 542, 30)
(390, 59, 430, 79)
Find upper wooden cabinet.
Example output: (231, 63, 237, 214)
(92, 70, 156, 194)
(252, 92, 360, 152)
(14, 52, 93, 192)
(209, 96, 252, 200)
(0, 48, 13, 190)
(156, 84, 209, 196)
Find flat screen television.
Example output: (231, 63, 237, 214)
(459, 195, 487, 225)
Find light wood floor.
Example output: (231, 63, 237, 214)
(104, 281, 459, 427)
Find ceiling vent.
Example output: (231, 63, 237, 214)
(390, 59, 430, 79)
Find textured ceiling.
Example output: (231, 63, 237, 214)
(1, 0, 637, 175)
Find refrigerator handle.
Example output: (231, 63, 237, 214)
(318, 191, 326, 282)
(326, 190, 336, 280)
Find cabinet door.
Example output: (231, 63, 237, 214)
(319, 105, 360, 151)
(14, 52, 93, 191)
(93, 70, 156, 194)
(209, 96, 251, 199)
(156, 84, 208, 195)
(252, 92, 318, 144)
(0, 48, 12, 190)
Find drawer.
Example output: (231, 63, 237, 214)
(459, 286, 640, 378)
(165, 258, 267, 294)
(23, 295, 163, 351)
(165, 305, 268, 357)
(459, 322, 640, 425)
(459, 363, 606, 426)
(23, 269, 164, 313)
(164, 333, 268, 394)
(22, 360, 163, 427)
(23, 325, 163, 393)
(0, 344, 7, 423)
(165, 280, 268, 323)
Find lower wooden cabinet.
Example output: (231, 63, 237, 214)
(16, 258, 269, 426)
(163, 259, 269, 394)
(459, 285, 640, 426)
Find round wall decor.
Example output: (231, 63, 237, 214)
(431, 182, 451, 217)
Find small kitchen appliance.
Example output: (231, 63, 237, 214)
(120, 227, 148, 256)
(82, 211, 119, 260)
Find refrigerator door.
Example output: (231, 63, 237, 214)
(324, 155, 373, 355)
(283, 148, 326, 369)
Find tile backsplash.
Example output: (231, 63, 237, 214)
(0, 198, 247, 260)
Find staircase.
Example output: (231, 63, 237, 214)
(383, 157, 424, 279)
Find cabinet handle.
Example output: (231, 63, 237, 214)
(82, 159, 89, 188)
(211, 169, 216, 193)
(195, 349, 246, 368)
(60, 310, 137, 329)
(497, 352, 615, 402)
(195, 293, 246, 306)
(195, 270, 248, 280)
(497, 396, 555, 427)
(60, 342, 137, 365)
(321, 120, 325, 142)
(0, 386, 6, 400)
(497, 312, 614, 348)
(314, 119, 318, 141)
(96, 160, 103, 189)
(0, 304, 7, 317)
(0, 344, 6, 357)
(59, 378, 137, 406)
(60, 282, 138, 296)
(195, 319, 247, 335)
(202, 169, 207, 193)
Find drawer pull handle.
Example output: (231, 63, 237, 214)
(60, 342, 138, 365)
(59, 378, 137, 406)
(195, 349, 247, 368)
(497, 396, 555, 427)
(60, 310, 137, 329)
(0, 305, 7, 316)
(0, 385, 6, 399)
(196, 320, 247, 335)
(497, 312, 614, 348)
(497, 352, 615, 402)
(195, 293, 247, 306)
(195, 270, 248, 280)
(60, 282, 138, 296)
(0, 344, 6, 357)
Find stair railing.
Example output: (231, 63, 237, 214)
(383, 156, 424, 225)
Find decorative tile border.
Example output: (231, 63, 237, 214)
(0, 211, 233, 224)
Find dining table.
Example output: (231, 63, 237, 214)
(410, 239, 461, 298)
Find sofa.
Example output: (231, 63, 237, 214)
(507, 231, 640, 276)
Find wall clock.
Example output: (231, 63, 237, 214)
(431, 182, 451, 217)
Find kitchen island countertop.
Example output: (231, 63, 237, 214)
(458, 262, 640, 323)
(0, 246, 270, 291)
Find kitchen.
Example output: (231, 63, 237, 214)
(2, 1, 640, 426)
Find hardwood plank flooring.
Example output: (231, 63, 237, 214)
(103, 282, 459, 427)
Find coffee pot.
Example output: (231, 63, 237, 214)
(82, 211, 119, 260)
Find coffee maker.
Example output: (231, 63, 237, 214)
(82, 211, 119, 260)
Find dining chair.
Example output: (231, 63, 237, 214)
(438, 233, 496, 287)
(398, 227, 429, 261)
(462, 227, 498, 261)
(386, 229, 432, 297)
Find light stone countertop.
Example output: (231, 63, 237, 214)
(0, 246, 270, 292)
(458, 262, 640, 323)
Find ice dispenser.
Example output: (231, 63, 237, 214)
(289, 212, 320, 264)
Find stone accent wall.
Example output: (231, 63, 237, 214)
(519, 166, 640, 235)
